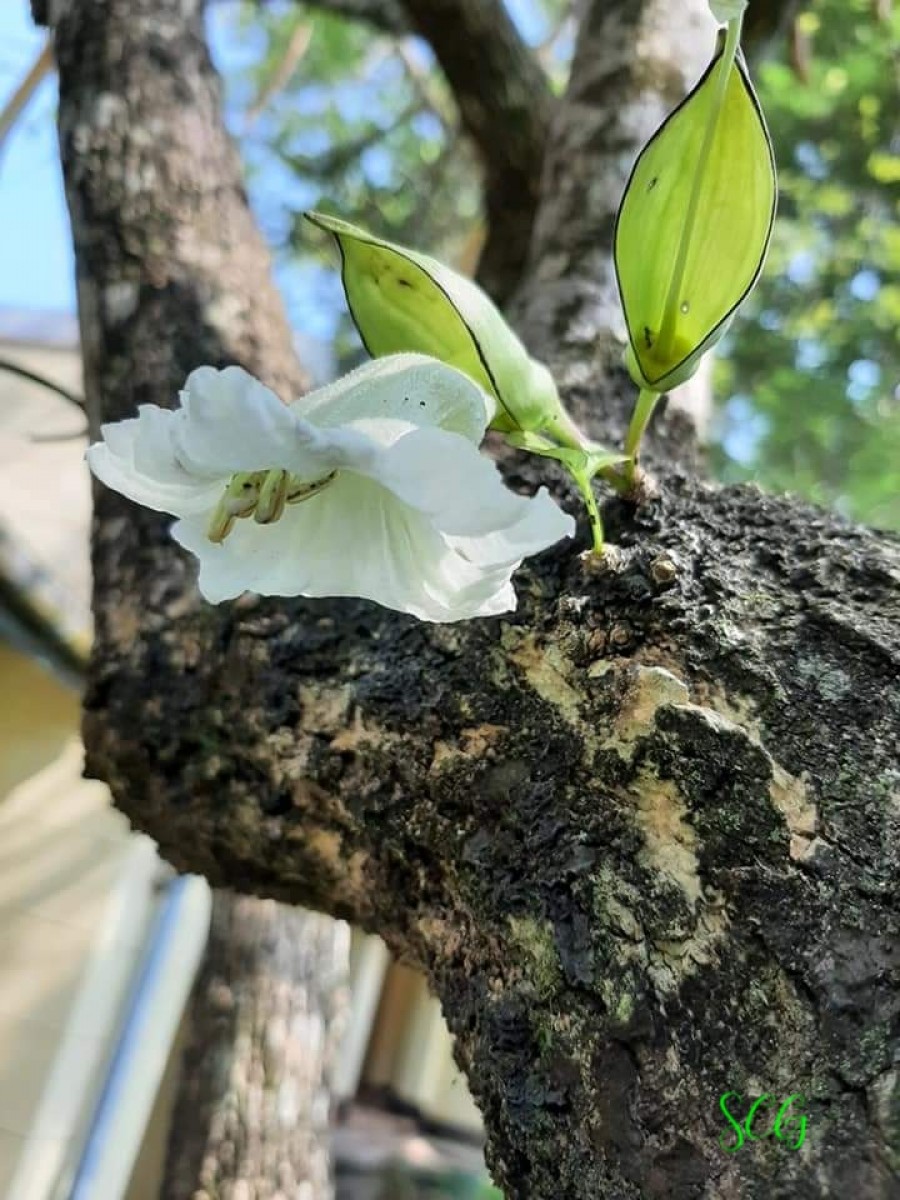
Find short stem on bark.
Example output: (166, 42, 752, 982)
(624, 386, 659, 483)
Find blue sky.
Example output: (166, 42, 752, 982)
(0, 1, 272, 317)
(0, 3, 72, 312)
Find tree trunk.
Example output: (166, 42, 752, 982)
(162, 894, 348, 1199)
(36, 1, 347, 1195)
(41, 0, 899, 1198)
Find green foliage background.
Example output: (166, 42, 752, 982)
(713, 0, 900, 531)
(223, 0, 898, 537)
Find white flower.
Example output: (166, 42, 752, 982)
(86, 354, 575, 622)
(708, 0, 747, 23)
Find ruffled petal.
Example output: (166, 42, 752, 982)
(292, 354, 490, 444)
(172, 471, 547, 622)
(448, 486, 576, 568)
(369, 426, 544, 536)
(87, 408, 222, 517)
(175, 365, 339, 477)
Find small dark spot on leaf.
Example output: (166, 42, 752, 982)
(648, 176, 659, 192)
(419, 400, 426, 407)
(644, 326, 654, 349)
(397, 277, 413, 289)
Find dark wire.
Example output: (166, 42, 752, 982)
(0, 355, 85, 410)
(0, 356, 88, 441)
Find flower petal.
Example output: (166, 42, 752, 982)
(87, 408, 222, 517)
(175, 365, 341, 477)
(449, 487, 576, 568)
(292, 354, 490, 444)
(172, 470, 555, 622)
(372, 425, 568, 538)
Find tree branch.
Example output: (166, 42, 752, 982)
(301, 0, 408, 35)
(247, 0, 553, 300)
(237, 0, 409, 38)
(397, 0, 554, 303)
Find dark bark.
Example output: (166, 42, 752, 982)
(162, 893, 347, 1199)
(242, 0, 409, 38)
(399, 0, 553, 304)
(41, 0, 900, 1198)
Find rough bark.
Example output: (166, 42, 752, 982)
(44, 0, 900, 1198)
(36, 1, 347, 1195)
(162, 893, 348, 1199)
(399, 0, 553, 304)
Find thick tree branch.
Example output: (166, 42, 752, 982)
(398, 0, 554, 303)
(41, 0, 900, 1197)
(247, 0, 409, 38)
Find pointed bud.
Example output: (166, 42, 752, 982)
(306, 211, 563, 434)
(614, 36, 776, 393)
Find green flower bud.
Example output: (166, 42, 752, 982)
(614, 32, 776, 393)
(306, 211, 562, 434)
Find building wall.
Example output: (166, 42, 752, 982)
(0, 640, 191, 1200)
(0, 642, 80, 797)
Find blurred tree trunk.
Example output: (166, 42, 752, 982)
(36, 0, 900, 1198)
(30, 1, 347, 1196)
(162, 895, 348, 1200)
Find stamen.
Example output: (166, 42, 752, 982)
(224, 472, 263, 517)
(206, 504, 236, 544)
(287, 470, 337, 503)
(207, 468, 338, 543)
(254, 469, 289, 524)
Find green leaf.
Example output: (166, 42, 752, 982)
(505, 431, 628, 478)
(305, 210, 562, 432)
(614, 39, 777, 392)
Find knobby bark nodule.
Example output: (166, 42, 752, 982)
(37, 0, 899, 1197)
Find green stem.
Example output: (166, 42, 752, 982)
(655, 15, 743, 363)
(539, 403, 630, 494)
(541, 402, 590, 453)
(572, 469, 605, 553)
(624, 387, 659, 483)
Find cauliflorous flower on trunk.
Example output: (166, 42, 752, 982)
(86, 355, 574, 622)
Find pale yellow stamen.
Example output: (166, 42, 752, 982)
(254, 469, 289, 524)
(287, 471, 337, 504)
(206, 468, 337, 543)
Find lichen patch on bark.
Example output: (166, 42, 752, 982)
(501, 626, 584, 728)
(602, 664, 691, 759)
(770, 763, 819, 861)
(631, 772, 702, 907)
